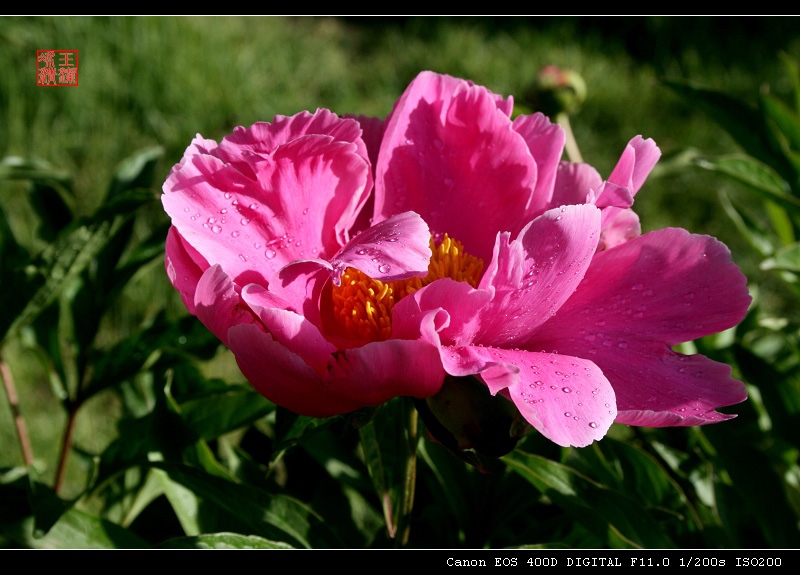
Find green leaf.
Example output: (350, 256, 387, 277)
(504, 449, 674, 548)
(150, 462, 330, 548)
(665, 81, 796, 183)
(156, 532, 294, 549)
(718, 191, 776, 257)
(705, 424, 800, 548)
(106, 146, 163, 200)
(761, 92, 800, 155)
(0, 156, 74, 209)
(761, 242, 800, 273)
(779, 52, 800, 114)
(693, 155, 798, 209)
(12, 508, 148, 549)
(177, 385, 273, 441)
(359, 398, 418, 544)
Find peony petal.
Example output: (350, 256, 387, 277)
(331, 211, 431, 283)
(598, 208, 641, 251)
(512, 112, 566, 215)
(165, 226, 209, 315)
(247, 260, 329, 328)
(162, 113, 372, 288)
(392, 278, 492, 347)
(438, 346, 616, 448)
(610, 350, 745, 425)
(194, 265, 256, 347)
(216, 110, 373, 203)
(534, 228, 750, 423)
(241, 283, 336, 373)
(229, 323, 444, 417)
(476, 204, 601, 346)
(537, 228, 751, 346)
(327, 339, 445, 405)
(607, 135, 661, 196)
(375, 71, 537, 263)
(551, 161, 602, 207)
(229, 323, 361, 417)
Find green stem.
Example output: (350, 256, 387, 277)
(54, 401, 79, 495)
(556, 112, 583, 163)
(395, 399, 418, 547)
(0, 355, 34, 467)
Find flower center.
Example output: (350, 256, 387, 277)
(331, 234, 484, 343)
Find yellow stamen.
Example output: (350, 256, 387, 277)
(331, 234, 484, 343)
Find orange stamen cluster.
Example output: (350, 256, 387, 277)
(331, 234, 484, 343)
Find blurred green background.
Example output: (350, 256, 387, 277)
(2, 17, 800, 548)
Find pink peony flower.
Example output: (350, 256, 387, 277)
(161, 110, 446, 417)
(162, 71, 750, 449)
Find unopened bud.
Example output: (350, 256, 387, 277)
(526, 65, 587, 117)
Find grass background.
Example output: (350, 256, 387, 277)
(1, 16, 800, 538)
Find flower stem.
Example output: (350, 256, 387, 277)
(0, 355, 34, 467)
(556, 112, 583, 163)
(395, 399, 418, 547)
(53, 402, 78, 495)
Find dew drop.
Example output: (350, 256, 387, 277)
(231, 230, 240, 238)
(378, 264, 391, 273)
(211, 225, 222, 234)
(239, 254, 247, 262)
(265, 249, 276, 259)
(562, 387, 571, 393)
(589, 422, 598, 429)
(241, 218, 250, 226)
(564, 412, 572, 417)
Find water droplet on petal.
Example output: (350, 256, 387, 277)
(231, 230, 240, 238)
(378, 264, 390, 273)
(589, 422, 598, 429)
(211, 225, 222, 234)
(562, 387, 571, 393)
(265, 249, 276, 259)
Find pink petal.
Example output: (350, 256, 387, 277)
(241, 283, 336, 373)
(392, 278, 492, 346)
(607, 136, 661, 196)
(228, 324, 445, 417)
(607, 350, 745, 426)
(375, 71, 537, 263)
(162, 113, 372, 288)
(331, 211, 431, 283)
(598, 208, 641, 251)
(165, 226, 209, 315)
(476, 204, 601, 346)
(512, 112, 566, 215)
(217, 110, 373, 198)
(248, 260, 329, 328)
(551, 161, 602, 207)
(438, 346, 616, 447)
(534, 228, 751, 423)
(326, 339, 445, 406)
(229, 323, 362, 417)
(193, 265, 257, 347)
